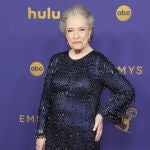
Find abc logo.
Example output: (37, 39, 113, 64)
(30, 62, 44, 76)
(116, 5, 132, 21)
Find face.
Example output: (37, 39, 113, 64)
(65, 15, 92, 51)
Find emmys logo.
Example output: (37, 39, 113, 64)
(116, 5, 132, 21)
(117, 66, 143, 75)
(30, 62, 44, 76)
(28, 7, 60, 20)
(19, 115, 38, 123)
(115, 108, 137, 132)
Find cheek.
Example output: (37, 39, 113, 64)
(82, 32, 90, 42)
(66, 36, 71, 44)
(82, 35, 89, 44)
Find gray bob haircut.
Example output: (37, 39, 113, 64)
(59, 5, 94, 39)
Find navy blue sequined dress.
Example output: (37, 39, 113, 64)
(35, 50, 135, 150)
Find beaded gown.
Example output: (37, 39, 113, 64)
(35, 50, 135, 150)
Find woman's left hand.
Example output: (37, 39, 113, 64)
(93, 113, 103, 142)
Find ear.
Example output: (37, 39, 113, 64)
(65, 34, 68, 41)
(65, 34, 69, 45)
(88, 28, 92, 40)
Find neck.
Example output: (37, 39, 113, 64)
(69, 45, 93, 60)
(72, 45, 93, 55)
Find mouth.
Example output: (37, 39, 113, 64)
(73, 41, 81, 44)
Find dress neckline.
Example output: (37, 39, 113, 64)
(67, 50, 94, 61)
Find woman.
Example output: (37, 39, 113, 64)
(35, 5, 135, 150)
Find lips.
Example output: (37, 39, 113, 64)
(73, 41, 81, 44)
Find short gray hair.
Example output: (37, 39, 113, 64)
(59, 5, 94, 40)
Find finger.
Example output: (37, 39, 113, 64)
(35, 146, 39, 150)
(93, 120, 99, 131)
(36, 143, 43, 150)
(95, 130, 103, 142)
(95, 126, 103, 141)
(42, 143, 45, 150)
(95, 122, 103, 138)
(95, 126, 101, 138)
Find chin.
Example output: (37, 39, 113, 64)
(74, 48, 82, 51)
(72, 46, 84, 51)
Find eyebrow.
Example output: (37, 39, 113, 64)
(66, 26, 87, 29)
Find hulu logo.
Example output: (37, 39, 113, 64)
(28, 7, 61, 20)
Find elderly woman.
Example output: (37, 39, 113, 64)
(35, 5, 135, 150)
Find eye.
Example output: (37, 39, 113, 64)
(80, 28, 86, 31)
(67, 29, 73, 33)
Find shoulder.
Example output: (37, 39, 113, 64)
(50, 51, 66, 59)
(92, 50, 111, 63)
(49, 51, 67, 62)
(92, 50, 117, 71)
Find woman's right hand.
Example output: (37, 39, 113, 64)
(36, 138, 46, 150)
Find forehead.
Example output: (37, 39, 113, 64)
(66, 15, 88, 28)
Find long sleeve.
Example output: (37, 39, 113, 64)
(98, 58, 135, 125)
(35, 55, 57, 138)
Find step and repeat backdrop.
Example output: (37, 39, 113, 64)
(0, 0, 149, 150)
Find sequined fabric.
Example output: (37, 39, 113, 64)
(35, 50, 135, 150)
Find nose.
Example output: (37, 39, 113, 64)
(73, 30, 79, 39)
